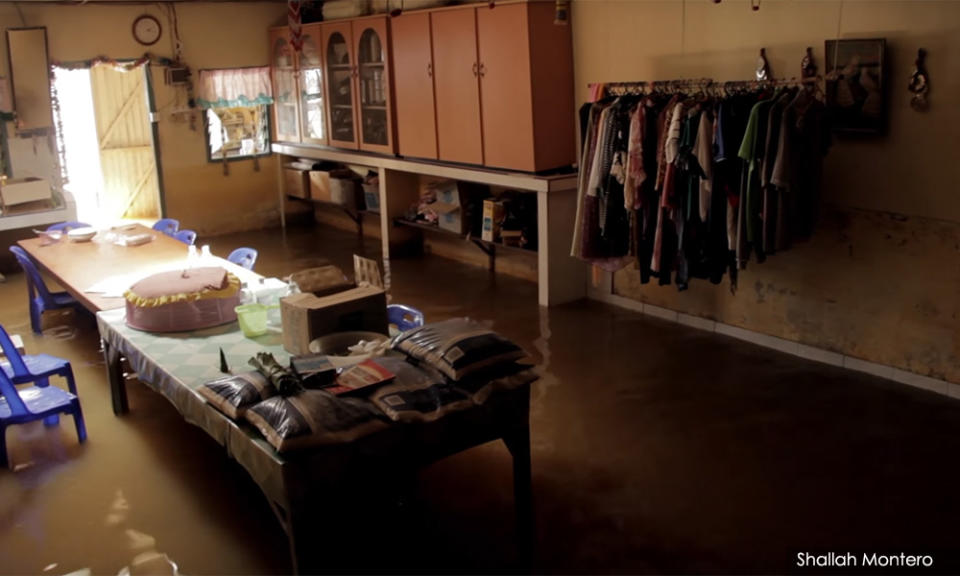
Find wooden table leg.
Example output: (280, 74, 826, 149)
(503, 389, 534, 567)
(102, 339, 128, 415)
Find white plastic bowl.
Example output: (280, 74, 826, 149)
(67, 227, 98, 242)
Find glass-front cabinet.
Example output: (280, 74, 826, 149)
(269, 28, 300, 143)
(298, 24, 326, 145)
(322, 21, 357, 148)
(269, 18, 395, 153)
(354, 17, 393, 154)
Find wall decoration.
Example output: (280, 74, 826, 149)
(908, 48, 929, 111)
(825, 38, 886, 135)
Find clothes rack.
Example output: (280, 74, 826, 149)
(575, 74, 832, 293)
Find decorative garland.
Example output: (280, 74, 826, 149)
(51, 52, 178, 72)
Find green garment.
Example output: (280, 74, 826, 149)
(737, 96, 776, 245)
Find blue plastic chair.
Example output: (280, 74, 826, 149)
(0, 364, 86, 469)
(9, 246, 83, 334)
(174, 230, 197, 246)
(46, 221, 91, 233)
(0, 323, 77, 428)
(227, 247, 258, 271)
(152, 218, 180, 236)
(0, 323, 77, 394)
(387, 304, 424, 332)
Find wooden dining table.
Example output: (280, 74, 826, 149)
(18, 224, 534, 573)
(16, 223, 258, 313)
(17, 223, 261, 414)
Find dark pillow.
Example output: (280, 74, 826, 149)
(390, 318, 526, 381)
(244, 389, 388, 453)
(197, 371, 276, 420)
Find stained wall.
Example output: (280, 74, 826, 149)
(0, 2, 287, 235)
(572, 0, 960, 382)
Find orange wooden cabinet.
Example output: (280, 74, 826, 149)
(269, 27, 301, 143)
(322, 15, 396, 154)
(429, 2, 575, 173)
(430, 7, 484, 166)
(391, 11, 438, 160)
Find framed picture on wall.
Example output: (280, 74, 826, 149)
(824, 38, 886, 135)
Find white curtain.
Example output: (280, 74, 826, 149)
(197, 67, 273, 109)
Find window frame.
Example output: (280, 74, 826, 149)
(202, 103, 273, 164)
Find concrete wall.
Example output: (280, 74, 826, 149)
(0, 2, 287, 236)
(573, 0, 960, 383)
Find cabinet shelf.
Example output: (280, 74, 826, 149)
(329, 64, 353, 70)
(360, 62, 385, 68)
(393, 217, 536, 256)
(362, 105, 387, 111)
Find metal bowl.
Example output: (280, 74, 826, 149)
(307, 331, 388, 356)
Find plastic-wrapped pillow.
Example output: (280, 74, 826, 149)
(244, 390, 389, 453)
(390, 318, 526, 381)
(197, 371, 276, 420)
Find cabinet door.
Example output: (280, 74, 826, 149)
(323, 21, 358, 149)
(353, 17, 394, 154)
(477, 3, 535, 171)
(298, 23, 327, 145)
(391, 12, 437, 160)
(431, 7, 483, 166)
(270, 28, 301, 142)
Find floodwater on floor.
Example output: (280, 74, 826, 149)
(3, 224, 960, 574)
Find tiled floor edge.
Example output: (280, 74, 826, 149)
(590, 292, 957, 401)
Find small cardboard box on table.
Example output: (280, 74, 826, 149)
(280, 263, 388, 355)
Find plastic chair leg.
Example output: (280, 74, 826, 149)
(43, 414, 60, 427)
(63, 367, 77, 395)
(72, 401, 87, 443)
(29, 302, 42, 334)
(0, 425, 7, 469)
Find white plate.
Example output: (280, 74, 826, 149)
(67, 227, 97, 242)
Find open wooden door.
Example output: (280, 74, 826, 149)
(89, 63, 160, 220)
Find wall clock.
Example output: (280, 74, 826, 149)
(133, 14, 162, 46)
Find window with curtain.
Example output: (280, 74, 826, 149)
(197, 67, 273, 161)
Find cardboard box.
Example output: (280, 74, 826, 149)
(330, 177, 360, 208)
(481, 199, 506, 242)
(280, 285, 388, 355)
(362, 181, 380, 212)
(428, 180, 467, 235)
(284, 168, 309, 199)
(1, 177, 50, 206)
(309, 168, 357, 206)
(289, 264, 353, 296)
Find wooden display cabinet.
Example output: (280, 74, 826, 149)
(322, 16, 395, 154)
(269, 27, 301, 143)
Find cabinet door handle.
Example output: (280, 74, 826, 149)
(427, 62, 433, 77)
(472, 62, 479, 77)
(479, 63, 486, 78)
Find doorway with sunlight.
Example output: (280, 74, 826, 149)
(53, 62, 160, 226)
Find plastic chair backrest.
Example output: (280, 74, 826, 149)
(0, 324, 29, 378)
(47, 221, 91, 232)
(227, 247, 258, 270)
(9, 246, 55, 305)
(152, 218, 180, 236)
(174, 229, 197, 245)
(0, 369, 28, 416)
(387, 304, 424, 332)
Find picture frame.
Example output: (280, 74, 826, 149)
(824, 38, 886, 135)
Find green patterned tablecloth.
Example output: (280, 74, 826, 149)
(97, 308, 293, 503)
